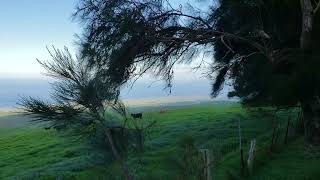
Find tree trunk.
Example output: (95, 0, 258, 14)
(301, 101, 320, 144)
(105, 130, 134, 180)
(138, 129, 144, 153)
(299, 0, 320, 144)
(300, 0, 314, 51)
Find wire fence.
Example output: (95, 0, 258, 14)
(198, 108, 304, 179)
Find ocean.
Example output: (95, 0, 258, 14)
(0, 78, 224, 108)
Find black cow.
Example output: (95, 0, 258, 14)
(131, 113, 143, 119)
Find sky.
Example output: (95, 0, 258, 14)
(0, 0, 231, 105)
(0, 0, 80, 78)
(0, 0, 211, 80)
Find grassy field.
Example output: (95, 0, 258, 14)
(0, 102, 319, 179)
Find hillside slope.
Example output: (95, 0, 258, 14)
(0, 103, 319, 179)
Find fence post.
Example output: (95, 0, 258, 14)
(200, 149, 212, 180)
(247, 139, 256, 174)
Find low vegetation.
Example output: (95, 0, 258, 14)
(1, 102, 318, 179)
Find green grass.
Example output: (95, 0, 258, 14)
(249, 138, 320, 180)
(0, 102, 318, 179)
(128, 103, 285, 179)
(0, 127, 110, 179)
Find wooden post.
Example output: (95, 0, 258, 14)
(105, 130, 133, 180)
(247, 139, 256, 174)
(200, 149, 212, 180)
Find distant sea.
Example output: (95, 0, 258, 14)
(0, 78, 230, 108)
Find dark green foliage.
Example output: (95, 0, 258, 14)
(213, 0, 320, 106)
(74, 0, 218, 88)
(73, 0, 320, 108)
(19, 47, 120, 131)
(18, 47, 142, 179)
(72, 0, 320, 143)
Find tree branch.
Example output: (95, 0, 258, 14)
(314, 0, 320, 14)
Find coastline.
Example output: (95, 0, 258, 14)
(123, 95, 212, 107)
(0, 95, 233, 115)
(0, 108, 22, 116)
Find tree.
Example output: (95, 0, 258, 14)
(20, 47, 134, 180)
(73, 0, 268, 88)
(212, 0, 320, 143)
(74, 0, 320, 144)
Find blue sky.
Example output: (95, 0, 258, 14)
(0, 0, 212, 79)
(0, 0, 212, 84)
(0, 0, 232, 104)
(0, 0, 80, 77)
